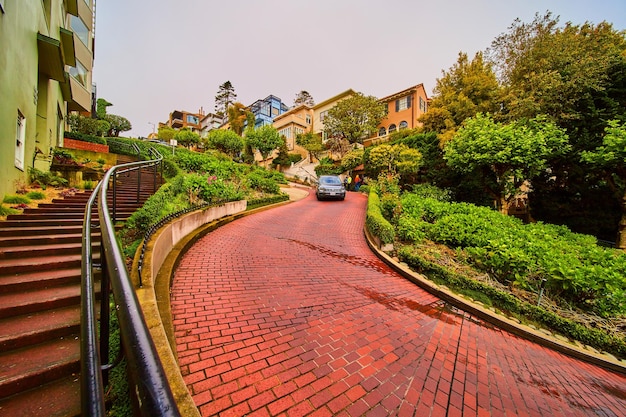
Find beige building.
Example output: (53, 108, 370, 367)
(0, 0, 95, 199)
(272, 104, 314, 154)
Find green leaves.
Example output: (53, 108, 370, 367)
(399, 191, 626, 318)
(245, 125, 283, 160)
(323, 92, 387, 144)
(444, 113, 569, 211)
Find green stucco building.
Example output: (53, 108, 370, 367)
(0, 0, 94, 199)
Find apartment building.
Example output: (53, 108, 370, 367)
(248, 95, 289, 129)
(200, 112, 222, 138)
(0, 0, 95, 199)
(167, 109, 204, 134)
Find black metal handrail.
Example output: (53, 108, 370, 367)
(81, 148, 181, 416)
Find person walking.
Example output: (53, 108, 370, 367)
(354, 175, 362, 191)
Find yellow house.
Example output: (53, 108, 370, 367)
(0, 0, 95, 199)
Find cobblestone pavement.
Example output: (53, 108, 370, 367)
(170, 191, 626, 417)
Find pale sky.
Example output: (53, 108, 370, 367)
(93, 0, 626, 138)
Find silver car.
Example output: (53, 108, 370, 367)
(315, 175, 346, 201)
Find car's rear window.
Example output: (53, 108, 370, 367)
(321, 176, 342, 185)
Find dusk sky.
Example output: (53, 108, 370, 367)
(94, 0, 626, 138)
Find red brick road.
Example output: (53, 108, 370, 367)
(171, 191, 626, 417)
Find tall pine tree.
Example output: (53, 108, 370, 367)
(215, 81, 237, 120)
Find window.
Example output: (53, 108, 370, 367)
(320, 111, 328, 122)
(399, 121, 408, 130)
(294, 127, 305, 136)
(186, 115, 199, 124)
(70, 15, 89, 47)
(306, 115, 311, 124)
(57, 107, 64, 147)
(395, 96, 412, 112)
(272, 107, 279, 117)
(419, 97, 427, 113)
(15, 111, 26, 170)
(69, 60, 88, 86)
(388, 124, 397, 134)
(378, 127, 386, 136)
(279, 127, 291, 139)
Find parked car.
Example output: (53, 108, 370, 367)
(315, 175, 346, 201)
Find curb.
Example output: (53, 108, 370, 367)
(363, 226, 626, 375)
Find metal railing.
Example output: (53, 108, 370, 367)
(80, 147, 180, 416)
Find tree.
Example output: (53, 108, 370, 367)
(581, 120, 626, 249)
(67, 113, 109, 136)
(340, 148, 364, 172)
(245, 125, 283, 166)
(294, 90, 315, 107)
(227, 102, 253, 136)
(488, 12, 626, 237)
(205, 129, 244, 158)
(296, 132, 324, 163)
(323, 92, 387, 144)
(96, 98, 112, 119)
(215, 81, 237, 120)
(366, 143, 422, 182)
(158, 125, 176, 141)
(104, 114, 132, 137)
(419, 51, 501, 143)
(489, 12, 626, 133)
(325, 137, 352, 159)
(444, 113, 569, 213)
(174, 128, 200, 149)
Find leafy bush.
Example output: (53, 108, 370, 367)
(0, 205, 19, 216)
(397, 192, 626, 318)
(398, 244, 626, 357)
(25, 191, 46, 200)
(3, 195, 31, 204)
(183, 173, 243, 205)
(245, 171, 280, 194)
(29, 167, 68, 188)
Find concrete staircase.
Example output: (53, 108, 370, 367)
(0, 160, 160, 416)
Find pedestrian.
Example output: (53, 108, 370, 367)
(354, 175, 362, 191)
(346, 175, 352, 190)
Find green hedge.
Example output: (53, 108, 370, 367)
(64, 130, 107, 145)
(366, 187, 395, 245)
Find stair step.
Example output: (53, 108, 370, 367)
(0, 268, 83, 292)
(0, 219, 85, 228)
(6, 212, 134, 221)
(0, 336, 80, 399)
(0, 252, 97, 276)
(0, 375, 80, 417)
(0, 225, 86, 238)
(0, 283, 85, 318)
(0, 242, 99, 260)
(0, 305, 82, 351)
(0, 233, 100, 247)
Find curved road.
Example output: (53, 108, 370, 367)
(171, 190, 626, 416)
